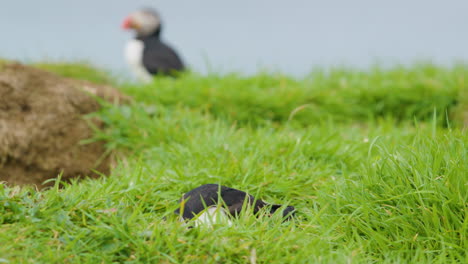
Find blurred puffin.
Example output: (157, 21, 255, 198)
(175, 184, 296, 226)
(121, 8, 185, 82)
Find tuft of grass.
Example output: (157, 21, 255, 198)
(1, 63, 467, 263)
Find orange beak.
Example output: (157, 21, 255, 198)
(121, 17, 133, 30)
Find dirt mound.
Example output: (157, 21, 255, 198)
(0, 63, 128, 187)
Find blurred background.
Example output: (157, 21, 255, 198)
(1, 0, 468, 76)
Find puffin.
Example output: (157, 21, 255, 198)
(121, 8, 185, 82)
(175, 184, 296, 226)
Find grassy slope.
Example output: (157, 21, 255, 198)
(0, 63, 467, 263)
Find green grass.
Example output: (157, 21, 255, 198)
(34, 61, 115, 85)
(0, 63, 467, 263)
(121, 63, 467, 127)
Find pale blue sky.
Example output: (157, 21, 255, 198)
(1, 0, 467, 76)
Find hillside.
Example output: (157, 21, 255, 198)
(0, 62, 466, 263)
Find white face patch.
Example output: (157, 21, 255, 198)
(192, 206, 233, 228)
(132, 10, 161, 36)
(124, 39, 152, 83)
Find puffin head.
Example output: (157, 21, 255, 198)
(122, 8, 161, 37)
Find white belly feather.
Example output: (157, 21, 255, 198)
(178, 206, 232, 228)
(124, 39, 153, 83)
(193, 206, 232, 227)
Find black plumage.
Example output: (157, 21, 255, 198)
(138, 29, 185, 76)
(175, 184, 296, 220)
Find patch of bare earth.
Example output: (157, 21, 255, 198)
(0, 63, 128, 187)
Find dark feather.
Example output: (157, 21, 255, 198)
(175, 184, 295, 220)
(141, 36, 184, 76)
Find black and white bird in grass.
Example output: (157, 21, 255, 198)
(175, 184, 296, 227)
(121, 8, 185, 82)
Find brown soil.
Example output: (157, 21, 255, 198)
(0, 63, 128, 187)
